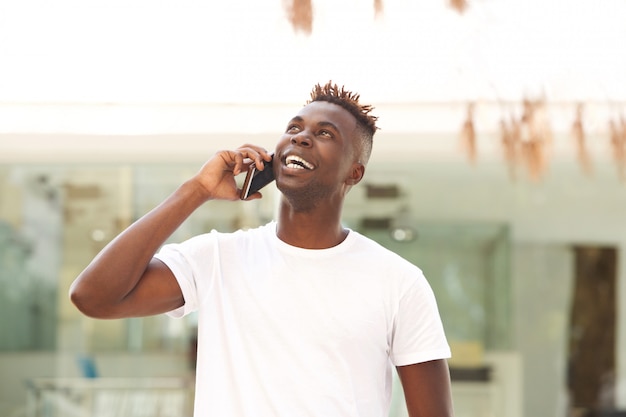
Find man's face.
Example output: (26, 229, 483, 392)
(273, 101, 363, 209)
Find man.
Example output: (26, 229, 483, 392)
(70, 82, 454, 417)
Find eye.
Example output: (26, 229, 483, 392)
(318, 129, 333, 138)
(286, 124, 301, 133)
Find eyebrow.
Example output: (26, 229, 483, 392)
(288, 116, 304, 125)
(317, 121, 340, 132)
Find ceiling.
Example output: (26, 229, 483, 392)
(0, 0, 625, 105)
(0, 0, 625, 170)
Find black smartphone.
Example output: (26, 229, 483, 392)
(240, 155, 275, 200)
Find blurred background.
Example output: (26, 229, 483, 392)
(1, 0, 625, 416)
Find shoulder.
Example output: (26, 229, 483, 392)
(342, 230, 428, 291)
(160, 222, 275, 255)
(348, 230, 422, 272)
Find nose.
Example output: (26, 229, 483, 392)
(291, 133, 312, 147)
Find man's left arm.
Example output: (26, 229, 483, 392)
(396, 359, 454, 417)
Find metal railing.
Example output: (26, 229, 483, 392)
(25, 377, 192, 417)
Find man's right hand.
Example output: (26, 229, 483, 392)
(69, 144, 273, 319)
(189, 145, 273, 202)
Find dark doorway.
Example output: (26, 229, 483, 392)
(567, 246, 617, 415)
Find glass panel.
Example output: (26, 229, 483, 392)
(0, 163, 276, 354)
(359, 222, 511, 354)
(0, 167, 60, 351)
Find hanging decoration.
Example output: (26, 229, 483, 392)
(283, 1, 466, 33)
(460, 103, 477, 164)
(500, 114, 521, 181)
(609, 116, 626, 181)
(449, 0, 469, 14)
(374, 0, 384, 17)
(285, 0, 313, 34)
(466, 102, 626, 182)
(519, 98, 553, 181)
(465, 98, 554, 182)
(571, 104, 593, 177)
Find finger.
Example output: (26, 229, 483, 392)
(231, 151, 246, 176)
(236, 145, 271, 170)
(252, 150, 273, 171)
(258, 150, 273, 170)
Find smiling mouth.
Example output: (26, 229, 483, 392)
(285, 155, 314, 170)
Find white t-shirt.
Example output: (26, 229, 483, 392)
(155, 222, 450, 417)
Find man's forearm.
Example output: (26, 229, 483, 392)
(69, 180, 208, 316)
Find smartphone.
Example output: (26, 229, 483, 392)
(240, 155, 275, 200)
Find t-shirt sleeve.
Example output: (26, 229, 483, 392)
(390, 272, 451, 366)
(154, 240, 202, 319)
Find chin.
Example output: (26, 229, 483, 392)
(277, 183, 323, 212)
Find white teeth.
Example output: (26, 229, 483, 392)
(285, 155, 314, 170)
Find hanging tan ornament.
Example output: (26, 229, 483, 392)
(520, 100, 538, 180)
(609, 117, 626, 181)
(571, 104, 593, 176)
(460, 103, 477, 164)
(284, 0, 384, 33)
(511, 115, 523, 178)
(621, 117, 626, 181)
(374, 0, 384, 17)
(521, 140, 544, 182)
(449, 0, 469, 14)
(500, 114, 520, 180)
(519, 98, 552, 181)
(286, 0, 313, 34)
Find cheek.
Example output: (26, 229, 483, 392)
(330, 158, 355, 183)
(273, 136, 290, 153)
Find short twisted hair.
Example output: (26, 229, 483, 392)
(308, 81, 378, 164)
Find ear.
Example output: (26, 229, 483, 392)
(345, 162, 365, 186)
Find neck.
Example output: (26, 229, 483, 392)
(275, 199, 348, 249)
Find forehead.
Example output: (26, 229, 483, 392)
(295, 101, 357, 133)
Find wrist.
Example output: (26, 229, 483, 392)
(179, 178, 214, 205)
